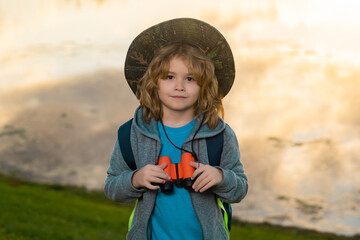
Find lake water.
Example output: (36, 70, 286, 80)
(0, 0, 359, 236)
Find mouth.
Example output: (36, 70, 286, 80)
(171, 95, 187, 99)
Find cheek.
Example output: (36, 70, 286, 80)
(157, 81, 165, 95)
(157, 89, 164, 101)
(158, 79, 170, 92)
(192, 85, 201, 98)
(157, 85, 169, 102)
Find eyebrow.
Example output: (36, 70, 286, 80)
(167, 71, 194, 76)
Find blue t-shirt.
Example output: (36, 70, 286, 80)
(151, 119, 203, 240)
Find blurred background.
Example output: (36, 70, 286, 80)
(0, 0, 359, 237)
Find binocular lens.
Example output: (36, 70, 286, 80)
(161, 181, 173, 194)
(183, 178, 193, 190)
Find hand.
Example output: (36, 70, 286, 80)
(132, 163, 171, 190)
(189, 162, 224, 192)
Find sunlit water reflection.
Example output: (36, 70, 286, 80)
(0, 0, 359, 236)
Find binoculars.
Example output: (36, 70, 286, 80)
(157, 152, 196, 193)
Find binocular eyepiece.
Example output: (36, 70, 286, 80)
(157, 152, 196, 193)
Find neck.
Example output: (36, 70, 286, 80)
(161, 109, 195, 128)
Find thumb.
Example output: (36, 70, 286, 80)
(189, 161, 201, 169)
(158, 162, 168, 169)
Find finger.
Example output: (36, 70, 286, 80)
(194, 176, 215, 192)
(147, 170, 171, 181)
(191, 165, 206, 180)
(145, 182, 160, 190)
(147, 164, 167, 174)
(145, 165, 170, 180)
(198, 180, 215, 192)
(158, 162, 168, 169)
(155, 164, 171, 180)
(144, 164, 167, 173)
(191, 169, 202, 180)
(146, 176, 167, 190)
(192, 172, 208, 190)
(189, 161, 202, 169)
(148, 176, 167, 184)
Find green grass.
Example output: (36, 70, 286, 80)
(0, 174, 357, 240)
(0, 175, 132, 239)
(0, 128, 26, 138)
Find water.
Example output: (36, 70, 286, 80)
(0, 0, 359, 236)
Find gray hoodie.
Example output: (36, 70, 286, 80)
(104, 106, 248, 239)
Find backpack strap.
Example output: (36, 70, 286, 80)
(117, 118, 137, 171)
(207, 130, 233, 233)
(206, 131, 224, 167)
(217, 198, 231, 235)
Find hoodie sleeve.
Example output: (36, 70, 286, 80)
(104, 140, 146, 203)
(211, 124, 248, 203)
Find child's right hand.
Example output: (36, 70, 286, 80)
(131, 163, 171, 190)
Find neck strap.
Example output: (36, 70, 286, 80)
(160, 117, 205, 162)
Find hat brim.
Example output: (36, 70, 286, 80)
(124, 18, 235, 97)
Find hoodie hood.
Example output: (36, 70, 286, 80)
(132, 106, 226, 142)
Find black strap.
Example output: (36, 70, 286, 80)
(206, 132, 224, 167)
(117, 118, 136, 171)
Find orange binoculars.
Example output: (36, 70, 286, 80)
(158, 152, 196, 193)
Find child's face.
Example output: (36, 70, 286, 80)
(158, 56, 200, 118)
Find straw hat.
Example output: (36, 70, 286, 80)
(124, 18, 235, 97)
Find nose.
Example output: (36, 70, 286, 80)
(175, 79, 185, 91)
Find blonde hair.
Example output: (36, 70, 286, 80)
(136, 43, 224, 129)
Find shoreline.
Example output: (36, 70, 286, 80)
(1, 172, 358, 239)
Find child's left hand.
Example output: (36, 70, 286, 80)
(189, 162, 224, 192)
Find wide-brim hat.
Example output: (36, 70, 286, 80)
(124, 18, 235, 98)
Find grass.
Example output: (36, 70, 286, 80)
(0, 174, 358, 240)
(0, 175, 131, 239)
(0, 128, 26, 138)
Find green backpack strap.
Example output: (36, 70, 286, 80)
(217, 198, 230, 236)
(128, 199, 138, 231)
(207, 131, 232, 234)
